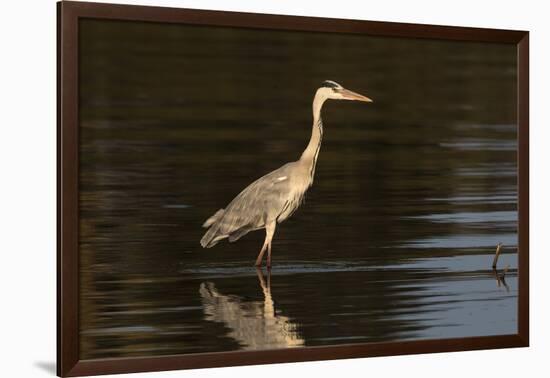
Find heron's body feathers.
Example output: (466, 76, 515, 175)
(200, 160, 313, 248)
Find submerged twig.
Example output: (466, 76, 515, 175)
(494, 264, 511, 292)
(492, 243, 503, 269)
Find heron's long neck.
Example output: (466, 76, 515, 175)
(299, 93, 325, 179)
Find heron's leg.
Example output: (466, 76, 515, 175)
(267, 243, 272, 269)
(254, 243, 268, 267)
(265, 221, 276, 269)
(254, 221, 276, 267)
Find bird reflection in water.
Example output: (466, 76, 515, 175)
(199, 269, 304, 350)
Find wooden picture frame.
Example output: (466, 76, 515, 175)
(57, 1, 529, 376)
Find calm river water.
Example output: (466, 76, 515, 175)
(78, 18, 518, 359)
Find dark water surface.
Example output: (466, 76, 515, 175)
(78, 19, 518, 359)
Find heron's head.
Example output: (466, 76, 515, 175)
(316, 80, 373, 103)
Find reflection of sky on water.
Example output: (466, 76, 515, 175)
(406, 210, 516, 223)
(440, 139, 516, 151)
(180, 253, 517, 277)
(401, 234, 516, 249)
(395, 276, 517, 339)
(427, 195, 516, 205)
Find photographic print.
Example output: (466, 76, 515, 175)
(57, 1, 528, 376)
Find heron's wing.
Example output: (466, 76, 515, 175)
(202, 209, 225, 228)
(200, 163, 294, 247)
(222, 165, 292, 228)
(228, 225, 256, 242)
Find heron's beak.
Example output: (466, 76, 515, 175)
(339, 88, 373, 102)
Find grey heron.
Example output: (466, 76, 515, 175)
(200, 80, 372, 267)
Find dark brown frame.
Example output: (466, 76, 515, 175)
(57, 1, 529, 376)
